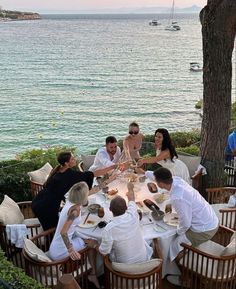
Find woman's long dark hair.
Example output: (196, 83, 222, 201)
(155, 128, 178, 161)
(44, 151, 72, 186)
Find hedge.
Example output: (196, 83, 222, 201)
(0, 250, 46, 289)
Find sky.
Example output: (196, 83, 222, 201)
(0, 1, 207, 12)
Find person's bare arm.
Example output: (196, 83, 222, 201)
(137, 149, 170, 166)
(126, 182, 135, 201)
(60, 205, 81, 260)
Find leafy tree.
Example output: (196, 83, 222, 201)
(200, 0, 236, 189)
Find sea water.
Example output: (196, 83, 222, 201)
(0, 14, 234, 159)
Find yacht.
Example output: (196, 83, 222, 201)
(165, 0, 181, 31)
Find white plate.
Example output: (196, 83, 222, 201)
(78, 214, 100, 228)
(163, 213, 179, 226)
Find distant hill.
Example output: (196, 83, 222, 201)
(38, 5, 202, 14)
(0, 9, 41, 20)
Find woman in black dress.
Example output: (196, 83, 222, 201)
(32, 151, 104, 230)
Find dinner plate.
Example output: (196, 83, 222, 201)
(78, 214, 100, 228)
(163, 213, 179, 226)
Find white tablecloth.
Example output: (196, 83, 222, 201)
(76, 174, 180, 277)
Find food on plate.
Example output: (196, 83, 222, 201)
(86, 220, 95, 225)
(147, 182, 158, 193)
(155, 193, 168, 204)
(108, 189, 118, 196)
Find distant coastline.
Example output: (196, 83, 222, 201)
(0, 9, 41, 21)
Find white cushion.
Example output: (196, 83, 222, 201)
(28, 162, 53, 185)
(178, 154, 201, 176)
(112, 258, 161, 274)
(81, 155, 95, 171)
(0, 195, 24, 225)
(24, 238, 52, 262)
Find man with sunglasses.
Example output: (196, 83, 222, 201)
(89, 136, 121, 172)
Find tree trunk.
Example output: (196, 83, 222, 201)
(200, 0, 236, 190)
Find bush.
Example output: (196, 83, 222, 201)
(170, 130, 201, 148)
(0, 146, 77, 203)
(176, 145, 200, 156)
(0, 250, 46, 289)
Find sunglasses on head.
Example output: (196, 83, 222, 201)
(129, 131, 139, 135)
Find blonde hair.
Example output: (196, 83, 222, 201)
(68, 182, 89, 205)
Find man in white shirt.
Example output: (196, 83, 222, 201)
(153, 167, 219, 261)
(89, 136, 121, 172)
(86, 183, 153, 263)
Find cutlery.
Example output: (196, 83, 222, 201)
(83, 212, 90, 224)
(92, 224, 98, 232)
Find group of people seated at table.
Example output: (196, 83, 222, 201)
(31, 122, 219, 288)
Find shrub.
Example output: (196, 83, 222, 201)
(0, 250, 46, 289)
(176, 145, 200, 156)
(0, 146, 77, 203)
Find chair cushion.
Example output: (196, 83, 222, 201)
(81, 155, 95, 171)
(112, 258, 161, 274)
(0, 195, 24, 225)
(24, 238, 52, 262)
(221, 237, 236, 256)
(28, 162, 53, 185)
(178, 154, 201, 176)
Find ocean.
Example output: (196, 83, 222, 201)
(0, 14, 234, 160)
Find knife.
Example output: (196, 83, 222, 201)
(83, 212, 90, 224)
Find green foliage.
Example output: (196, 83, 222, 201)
(170, 130, 201, 148)
(176, 145, 200, 156)
(0, 146, 77, 203)
(195, 99, 203, 109)
(0, 250, 46, 289)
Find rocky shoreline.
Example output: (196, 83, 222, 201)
(0, 10, 41, 21)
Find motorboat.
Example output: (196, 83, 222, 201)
(190, 62, 203, 72)
(149, 19, 161, 26)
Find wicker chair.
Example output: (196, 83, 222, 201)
(206, 187, 236, 204)
(0, 201, 42, 268)
(176, 225, 236, 289)
(29, 180, 44, 198)
(104, 238, 163, 289)
(219, 207, 236, 230)
(23, 228, 90, 289)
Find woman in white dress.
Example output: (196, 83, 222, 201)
(49, 181, 100, 288)
(138, 128, 190, 184)
(122, 121, 144, 162)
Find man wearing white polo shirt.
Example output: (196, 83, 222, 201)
(89, 136, 121, 173)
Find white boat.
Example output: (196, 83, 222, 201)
(190, 62, 203, 72)
(149, 19, 161, 26)
(165, 0, 181, 31)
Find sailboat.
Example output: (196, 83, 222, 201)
(165, 0, 181, 31)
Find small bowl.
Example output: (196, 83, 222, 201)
(88, 204, 101, 214)
(151, 210, 165, 221)
(102, 186, 109, 194)
(139, 176, 146, 183)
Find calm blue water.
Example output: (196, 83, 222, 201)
(0, 14, 234, 160)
